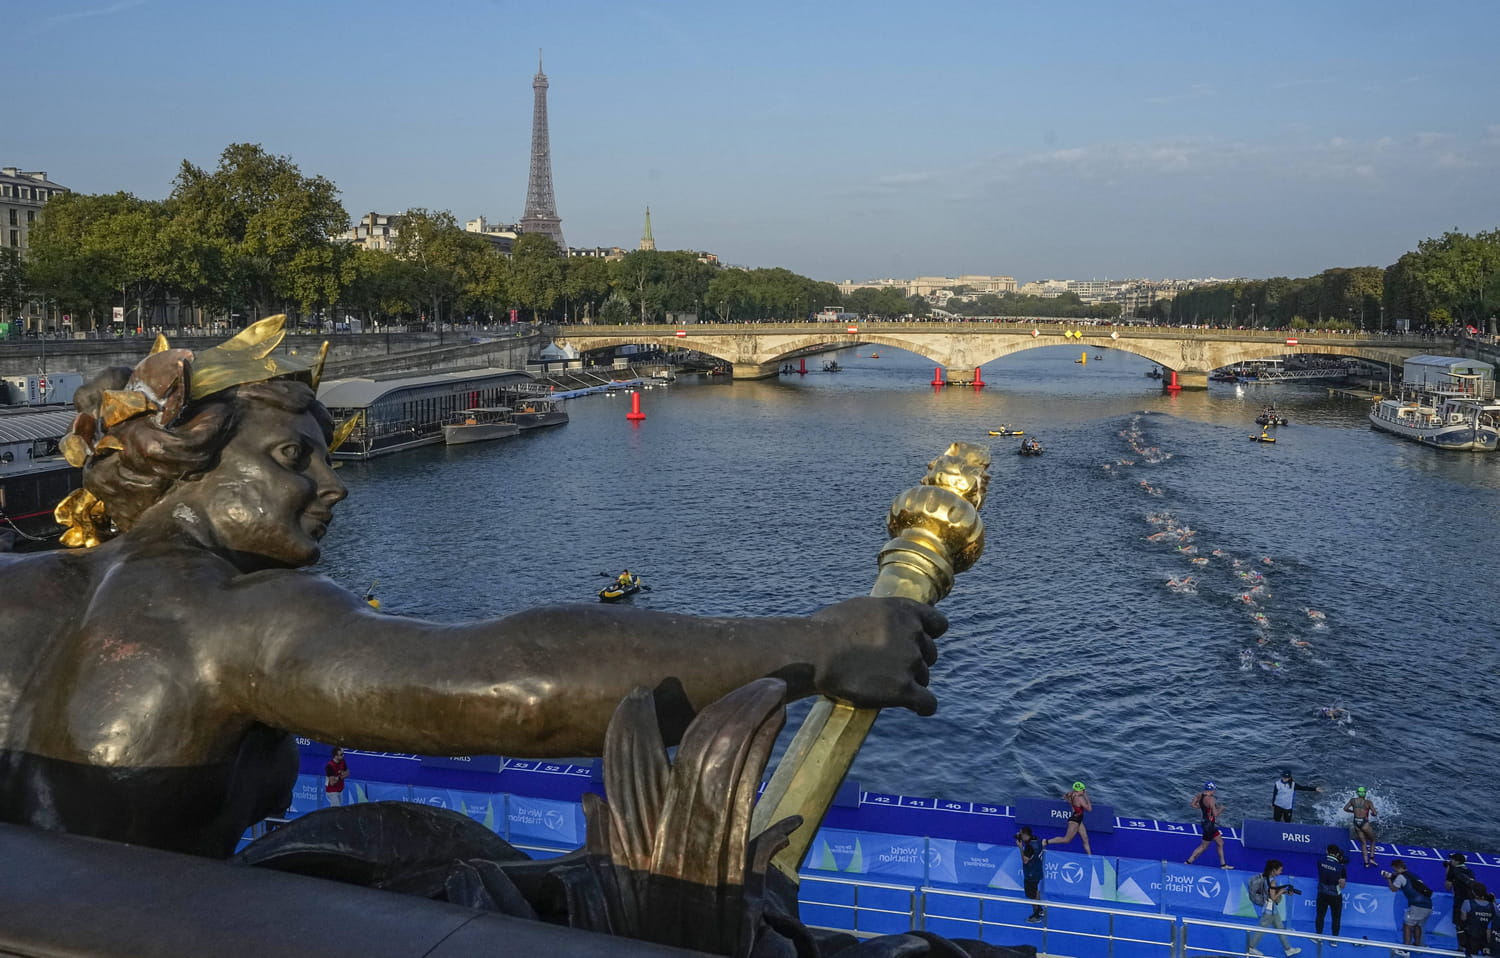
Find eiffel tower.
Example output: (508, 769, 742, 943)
(518, 51, 565, 249)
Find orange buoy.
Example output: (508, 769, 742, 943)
(972, 366, 985, 388)
(931, 366, 945, 386)
(626, 390, 646, 421)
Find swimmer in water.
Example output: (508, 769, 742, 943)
(1190, 557, 1209, 566)
(1259, 660, 1283, 672)
(1306, 609, 1326, 620)
(1318, 706, 1351, 723)
(1261, 556, 1274, 566)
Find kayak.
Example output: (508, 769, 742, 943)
(598, 577, 642, 602)
(988, 429, 1024, 436)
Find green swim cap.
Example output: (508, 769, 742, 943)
(1073, 781, 1086, 791)
(1356, 786, 1367, 796)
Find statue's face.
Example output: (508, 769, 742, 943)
(176, 403, 346, 568)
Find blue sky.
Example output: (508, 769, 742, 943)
(11, 0, 1499, 283)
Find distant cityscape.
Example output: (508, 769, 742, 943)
(832, 275, 1233, 318)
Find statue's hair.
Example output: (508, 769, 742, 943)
(78, 372, 332, 532)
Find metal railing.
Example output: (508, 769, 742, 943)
(798, 874, 920, 938)
(1179, 914, 1463, 958)
(919, 887, 1176, 957)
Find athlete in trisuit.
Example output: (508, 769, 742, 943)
(1185, 782, 1233, 869)
(1043, 782, 1093, 855)
(1345, 786, 1378, 866)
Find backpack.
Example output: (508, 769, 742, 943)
(1248, 875, 1269, 908)
(1406, 873, 1432, 897)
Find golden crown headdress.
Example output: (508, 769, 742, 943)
(53, 316, 329, 547)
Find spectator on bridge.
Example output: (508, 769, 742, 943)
(1271, 769, 1323, 822)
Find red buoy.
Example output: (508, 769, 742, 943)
(1166, 369, 1181, 393)
(626, 390, 646, 421)
(799, 358, 808, 375)
(972, 366, 985, 388)
(931, 366, 946, 386)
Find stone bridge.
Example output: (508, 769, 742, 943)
(554, 321, 1435, 388)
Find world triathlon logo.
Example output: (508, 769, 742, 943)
(1196, 876, 1222, 899)
(1348, 892, 1379, 915)
(543, 809, 567, 833)
(1059, 862, 1087, 885)
(925, 847, 943, 869)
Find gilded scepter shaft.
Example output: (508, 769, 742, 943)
(752, 442, 990, 881)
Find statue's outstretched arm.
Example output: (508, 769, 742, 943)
(223, 574, 942, 758)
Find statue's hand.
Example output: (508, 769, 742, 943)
(809, 597, 945, 715)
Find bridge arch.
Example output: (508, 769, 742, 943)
(552, 324, 1430, 385)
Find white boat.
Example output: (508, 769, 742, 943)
(441, 407, 520, 445)
(512, 398, 569, 430)
(1367, 355, 1500, 452)
(1368, 394, 1500, 451)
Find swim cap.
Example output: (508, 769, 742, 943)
(1204, 781, 1217, 791)
(1356, 786, 1367, 796)
(1281, 770, 1292, 778)
(1073, 782, 1085, 791)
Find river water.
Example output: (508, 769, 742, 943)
(318, 346, 1500, 852)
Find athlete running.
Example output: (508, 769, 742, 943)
(1345, 786, 1378, 866)
(1185, 782, 1233, 869)
(1043, 781, 1093, 855)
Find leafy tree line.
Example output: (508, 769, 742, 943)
(3, 143, 877, 332)
(1164, 229, 1500, 332)
(940, 291, 1122, 320)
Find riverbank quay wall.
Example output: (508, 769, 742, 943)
(0, 330, 546, 384)
(553, 322, 1439, 387)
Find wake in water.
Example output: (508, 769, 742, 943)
(1108, 412, 1337, 678)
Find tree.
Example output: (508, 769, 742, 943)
(25, 191, 170, 330)
(510, 233, 566, 322)
(389, 208, 494, 325)
(0, 248, 26, 329)
(564, 256, 612, 321)
(343, 246, 419, 323)
(169, 143, 349, 323)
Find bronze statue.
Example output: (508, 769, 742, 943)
(0, 318, 945, 859)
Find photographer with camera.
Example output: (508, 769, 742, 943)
(1247, 859, 1302, 956)
(1015, 826, 1046, 923)
(1382, 859, 1433, 957)
(1316, 844, 1348, 941)
(1449, 853, 1480, 940)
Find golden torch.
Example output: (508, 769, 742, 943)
(751, 441, 991, 880)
